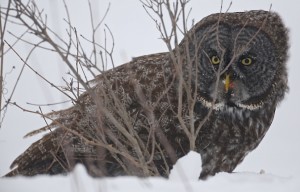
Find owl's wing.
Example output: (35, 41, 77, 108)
(5, 52, 170, 177)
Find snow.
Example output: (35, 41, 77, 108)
(169, 151, 202, 181)
(1, 152, 299, 192)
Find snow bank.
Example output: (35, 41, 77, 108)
(1, 151, 299, 192)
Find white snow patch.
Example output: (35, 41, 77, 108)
(169, 151, 202, 181)
(1, 152, 299, 192)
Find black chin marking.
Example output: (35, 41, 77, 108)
(226, 101, 238, 108)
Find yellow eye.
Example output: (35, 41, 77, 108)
(211, 55, 220, 65)
(241, 57, 252, 65)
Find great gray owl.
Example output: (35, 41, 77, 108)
(5, 10, 288, 179)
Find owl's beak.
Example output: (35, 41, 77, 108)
(224, 74, 231, 93)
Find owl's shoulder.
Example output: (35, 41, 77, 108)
(89, 52, 169, 85)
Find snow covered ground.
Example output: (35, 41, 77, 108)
(1, 0, 300, 191)
(1, 152, 299, 192)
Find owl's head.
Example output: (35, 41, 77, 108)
(182, 10, 289, 111)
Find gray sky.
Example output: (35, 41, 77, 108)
(0, 0, 299, 177)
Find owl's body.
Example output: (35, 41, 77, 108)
(6, 10, 288, 179)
